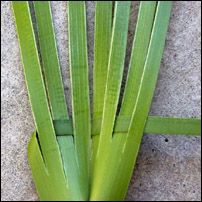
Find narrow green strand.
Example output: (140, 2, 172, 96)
(12, 2, 72, 200)
(68, 2, 91, 200)
(34, 1, 69, 120)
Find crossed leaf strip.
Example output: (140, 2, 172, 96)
(54, 117, 201, 137)
(12, 1, 201, 201)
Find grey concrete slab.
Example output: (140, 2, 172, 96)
(1, 1, 201, 201)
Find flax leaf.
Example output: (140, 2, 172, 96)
(12, 2, 73, 200)
(90, 2, 172, 200)
(34, 1, 69, 120)
(91, 1, 131, 200)
(68, 2, 91, 199)
(113, 2, 173, 199)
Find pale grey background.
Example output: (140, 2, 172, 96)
(1, 1, 201, 201)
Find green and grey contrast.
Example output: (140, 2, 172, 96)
(12, 1, 201, 201)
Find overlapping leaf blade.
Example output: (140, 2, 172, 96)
(110, 3, 173, 199)
(53, 116, 201, 136)
(91, 1, 113, 175)
(91, 1, 173, 200)
(12, 1, 201, 201)
(91, 1, 131, 200)
(12, 2, 73, 200)
(33, 2, 85, 199)
(68, 1, 91, 200)
(34, 1, 69, 121)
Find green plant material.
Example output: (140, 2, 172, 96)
(90, 2, 172, 200)
(92, 116, 201, 136)
(12, 0, 59, 170)
(119, 1, 156, 116)
(13, 1, 201, 201)
(91, 1, 113, 178)
(33, 2, 85, 200)
(55, 116, 201, 136)
(144, 116, 201, 135)
(91, 2, 156, 181)
(93, 1, 113, 120)
(33, 1, 91, 200)
(91, 1, 131, 200)
(68, 1, 91, 200)
(13, 1, 91, 200)
(93, 0, 131, 159)
(12, 2, 73, 200)
(111, 2, 173, 199)
(34, 1, 68, 121)
(54, 119, 73, 135)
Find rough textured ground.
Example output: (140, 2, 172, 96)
(1, 1, 201, 201)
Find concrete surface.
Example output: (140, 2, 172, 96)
(1, 1, 201, 201)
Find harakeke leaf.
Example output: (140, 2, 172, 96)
(54, 116, 201, 136)
(91, 1, 131, 200)
(34, 1, 69, 121)
(112, 2, 172, 199)
(33, 2, 85, 200)
(12, 2, 74, 200)
(68, 1, 91, 200)
(90, 1, 172, 200)
(13, 1, 200, 201)
(91, 1, 113, 178)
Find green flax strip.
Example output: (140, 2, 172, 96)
(68, 2, 91, 200)
(91, 1, 131, 200)
(93, 1, 113, 120)
(92, 116, 201, 136)
(119, 1, 157, 117)
(91, 1, 113, 177)
(33, 1, 69, 121)
(54, 116, 201, 136)
(90, 2, 172, 200)
(12, 1, 61, 169)
(34, 2, 85, 200)
(96, 1, 131, 154)
(12, 2, 72, 200)
(113, 2, 173, 199)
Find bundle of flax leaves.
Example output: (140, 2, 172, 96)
(12, 1, 201, 201)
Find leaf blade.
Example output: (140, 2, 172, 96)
(12, 1, 60, 167)
(12, 2, 73, 200)
(68, 1, 91, 199)
(114, 2, 173, 199)
(90, 1, 131, 200)
(34, 1, 69, 120)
